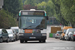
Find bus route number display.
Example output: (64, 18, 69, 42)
(34, 12, 44, 15)
(22, 11, 44, 16)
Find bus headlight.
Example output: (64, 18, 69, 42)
(19, 29, 24, 33)
(42, 34, 46, 36)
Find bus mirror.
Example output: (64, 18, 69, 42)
(17, 17, 19, 21)
(46, 16, 48, 20)
(16, 15, 19, 21)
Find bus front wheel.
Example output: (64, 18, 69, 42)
(42, 40, 46, 43)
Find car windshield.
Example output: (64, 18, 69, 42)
(15, 29, 19, 33)
(64, 29, 67, 33)
(7, 30, 13, 34)
(74, 32, 75, 34)
(57, 32, 62, 34)
(19, 16, 46, 29)
(73, 31, 75, 34)
(70, 29, 75, 34)
(72, 29, 75, 31)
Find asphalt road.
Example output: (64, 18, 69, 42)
(0, 25, 75, 50)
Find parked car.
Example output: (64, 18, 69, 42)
(6, 29, 16, 42)
(70, 31, 75, 41)
(15, 29, 19, 40)
(65, 28, 75, 41)
(0, 29, 9, 43)
(60, 26, 72, 40)
(11, 27, 19, 40)
(55, 31, 62, 39)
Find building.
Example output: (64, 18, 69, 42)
(0, 0, 4, 10)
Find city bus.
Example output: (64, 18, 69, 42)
(18, 9, 48, 43)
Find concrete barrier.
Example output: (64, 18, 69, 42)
(49, 33, 55, 38)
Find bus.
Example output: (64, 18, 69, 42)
(18, 9, 48, 43)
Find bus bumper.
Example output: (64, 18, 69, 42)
(19, 33, 46, 40)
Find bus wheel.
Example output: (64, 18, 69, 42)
(25, 40, 27, 43)
(7, 38, 9, 43)
(39, 40, 41, 43)
(0, 38, 3, 43)
(63, 36, 65, 40)
(20, 40, 24, 43)
(43, 40, 46, 43)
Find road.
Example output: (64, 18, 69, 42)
(0, 25, 75, 50)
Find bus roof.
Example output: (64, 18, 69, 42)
(19, 10, 46, 13)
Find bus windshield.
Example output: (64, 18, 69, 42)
(19, 16, 46, 29)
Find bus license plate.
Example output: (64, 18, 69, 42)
(29, 37, 36, 39)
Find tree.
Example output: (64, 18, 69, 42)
(35, 0, 48, 4)
(23, 4, 37, 10)
(52, 0, 68, 25)
(37, 0, 54, 16)
(3, 0, 23, 16)
(0, 9, 17, 28)
(37, 1, 46, 10)
(60, 0, 75, 26)
(22, 0, 26, 4)
(24, 0, 36, 6)
(46, 0, 54, 16)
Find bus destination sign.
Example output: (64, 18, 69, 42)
(22, 11, 44, 16)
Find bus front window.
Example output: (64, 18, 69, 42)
(19, 16, 46, 29)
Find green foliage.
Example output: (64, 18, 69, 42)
(60, 0, 75, 24)
(0, 9, 17, 28)
(35, 0, 49, 4)
(37, 0, 75, 26)
(51, 0, 75, 26)
(37, 0, 54, 16)
(24, 0, 36, 6)
(37, 1, 46, 10)
(46, 0, 54, 16)
(22, 0, 26, 4)
(3, 0, 23, 16)
(52, 0, 68, 25)
(0, 0, 23, 28)
(24, 0, 49, 5)
(1, 0, 75, 28)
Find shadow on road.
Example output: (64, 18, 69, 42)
(22, 42, 46, 44)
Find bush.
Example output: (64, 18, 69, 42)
(0, 9, 18, 29)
